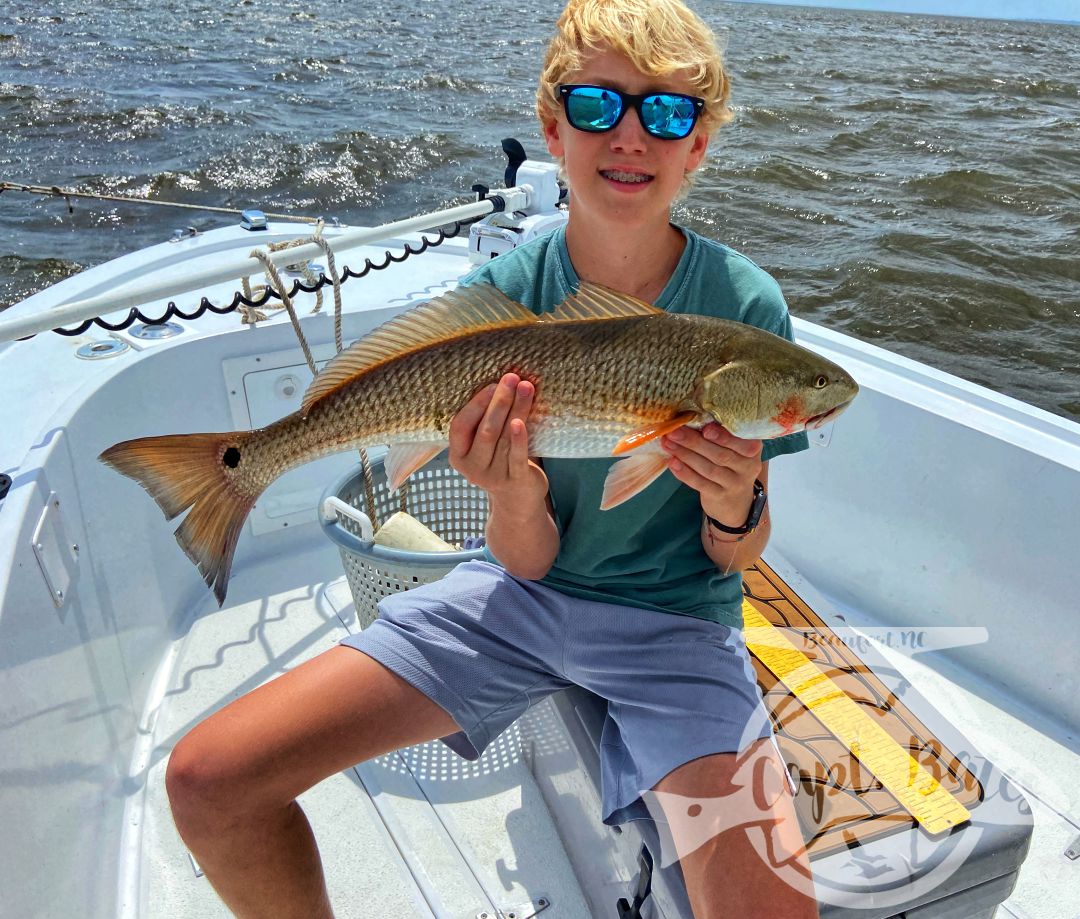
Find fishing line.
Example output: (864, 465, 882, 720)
(0, 180, 323, 223)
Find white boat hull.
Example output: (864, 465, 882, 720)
(1, 217, 1075, 918)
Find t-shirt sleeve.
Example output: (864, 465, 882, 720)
(455, 245, 549, 314)
(741, 270, 810, 463)
(458, 260, 498, 289)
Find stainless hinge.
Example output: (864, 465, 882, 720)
(477, 897, 550, 919)
(31, 492, 79, 608)
(1066, 832, 1080, 860)
(809, 423, 834, 448)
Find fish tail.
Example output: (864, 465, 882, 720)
(99, 431, 260, 605)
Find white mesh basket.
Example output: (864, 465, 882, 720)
(320, 455, 489, 629)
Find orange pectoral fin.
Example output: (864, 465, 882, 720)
(384, 442, 448, 491)
(600, 453, 671, 510)
(612, 411, 698, 456)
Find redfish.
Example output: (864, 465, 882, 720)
(100, 282, 857, 603)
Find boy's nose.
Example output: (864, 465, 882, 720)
(608, 109, 649, 153)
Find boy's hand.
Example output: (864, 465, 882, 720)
(661, 422, 763, 527)
(449, 373, 549, 505)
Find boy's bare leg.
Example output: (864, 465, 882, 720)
(652, 739, 819, 919)
(165, 646, 461, 919)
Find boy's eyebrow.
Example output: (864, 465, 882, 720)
(571, 78, 693, 95)
(569, 75, 630, 91)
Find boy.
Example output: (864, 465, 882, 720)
(165, 1, 819, 916)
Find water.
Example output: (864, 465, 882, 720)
(2, 0, 1078, 421)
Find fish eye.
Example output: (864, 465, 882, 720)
(814, 375, 829, 389)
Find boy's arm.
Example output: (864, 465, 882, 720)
(448, 373, 559, 580)
(698, 463, 771, 574)
(486, 485, 560, 581)
(660, 424, 771, 574)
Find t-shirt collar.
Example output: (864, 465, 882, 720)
(554, 223, 697, 312)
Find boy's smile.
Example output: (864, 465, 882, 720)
(600, 165, 654, 191)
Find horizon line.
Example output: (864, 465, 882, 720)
(725, 0, 1079, 25)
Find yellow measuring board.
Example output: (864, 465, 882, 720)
(742, 600, 971, 835)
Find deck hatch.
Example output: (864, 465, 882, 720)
(743, 561, 984, 858)
(745, 601, 971, 834)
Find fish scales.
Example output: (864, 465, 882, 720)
(241, 314, 725, 490)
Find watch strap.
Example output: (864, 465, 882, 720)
(705, 479, 767, 535)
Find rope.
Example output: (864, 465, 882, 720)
(302, 233, 376, 516)
(240, 220, 326, 325)
(249, 249, 318, 376)
(0, 180, 323, 223)
(359, 447, 380, 530)
(308, 233, 345, 352)
(249, 229, 386, 526)
(238, 276, 270, 324)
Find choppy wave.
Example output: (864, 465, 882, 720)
(0, 254, 83, 310)
(2, 0, 1078, 421)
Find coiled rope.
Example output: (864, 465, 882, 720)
(241, 222, 328, 328)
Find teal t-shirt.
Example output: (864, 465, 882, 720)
(459, 223, 808, 628)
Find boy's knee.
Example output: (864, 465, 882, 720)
(165, 724, 264, 832)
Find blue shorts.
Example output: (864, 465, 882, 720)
(340, 560, 772, 825)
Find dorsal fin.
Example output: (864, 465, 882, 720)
(546, 281, 663, 322)
(301, 284, 536, 414)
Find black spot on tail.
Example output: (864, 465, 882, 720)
(223, 447, 241, 468)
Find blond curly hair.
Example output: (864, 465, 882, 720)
(537, 0, 732, 136)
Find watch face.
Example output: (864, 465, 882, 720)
(746, 481, 768, 530)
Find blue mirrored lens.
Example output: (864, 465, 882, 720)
(566, 87, 623, 131)
(641, 94, 697, 139)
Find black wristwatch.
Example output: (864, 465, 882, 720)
(705, 479, 767, 535)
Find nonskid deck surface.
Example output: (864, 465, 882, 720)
(135, 542, 592, 919)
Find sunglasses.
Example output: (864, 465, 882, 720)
(558, 84, 705, 140)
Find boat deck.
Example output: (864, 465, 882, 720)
(127, 538, 1080, 918)
(128, 541, 601, 919)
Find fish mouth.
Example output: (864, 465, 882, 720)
(805, 400, 852, 430)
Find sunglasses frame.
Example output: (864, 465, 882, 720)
(557, 84, 706, 140)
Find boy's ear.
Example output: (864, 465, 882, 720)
(542, 116, 565, 158)
(685, 130, 711, 173)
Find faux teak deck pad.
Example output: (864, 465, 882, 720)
(742, 562, 983, 857)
